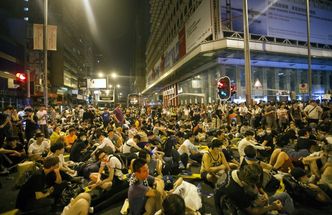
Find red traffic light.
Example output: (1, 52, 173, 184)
(217, 76, 231, 100)
(16, 73, 27, 81)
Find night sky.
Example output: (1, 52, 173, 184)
(89, 0, 148, 76)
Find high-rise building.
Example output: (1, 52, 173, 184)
(26, 0, 95, 105)
(143, 0, 332, 106)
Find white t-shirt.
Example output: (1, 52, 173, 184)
(96, 138, 116, 153)
(28, 139, 50, 156)
(36, 110, 47, 125)
(304, 104, 322, 120)
(238, 138, 265, 157)
(178, 139, 197, 156)
(101, 155, 123, 178)
(123, 138, 138, 153)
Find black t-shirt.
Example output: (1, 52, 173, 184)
(16, 169, 50, 209)
(70, 141, 87, 162)
(296, 137, 315, 151)
(222, 148, 234, 162)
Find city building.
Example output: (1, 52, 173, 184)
(143, 0, 332, 106)
(26, 0, 95, 105)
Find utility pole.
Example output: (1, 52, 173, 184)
(306, 0, 312, 100)
(44, 0, 48, 107)
(243, 0, 252, 104)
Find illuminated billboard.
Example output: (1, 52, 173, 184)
(87, 79, 107, 89)
(220, 0, 332, 45)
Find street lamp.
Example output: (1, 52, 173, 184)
(111, 72, 117, 79)
(98, 72, 104, 78)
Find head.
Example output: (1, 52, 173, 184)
(138, 150, 151, 163)
(6, 136, 19, 147)
(95, 149, 108, 162)
(68, 128, 76, 135)
(209, 138, 223, 151)
(245, 130, 255, 140)
(133, 158, 149, 180)
(54, 126, 61, 134)
(244, 145, 257, 161)
(35, 132, 45, 143)
(43, 156, 60, 170)
(238, 163, 262, 186)
(162, 194, 186, 215)
(50, 141, 65, 154)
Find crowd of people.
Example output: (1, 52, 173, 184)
(0, 100, 331, 215)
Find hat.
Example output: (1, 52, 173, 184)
(35, 132, 45, 138)
(291, 167, 306, 180)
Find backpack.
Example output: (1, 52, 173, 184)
(58, 182, 85, 207)
(109, 153, 132, 174)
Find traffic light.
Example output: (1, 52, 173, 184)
(14, 72, 27, 90)
(15, 72, 27, 82)
(217, 76, 231, 100)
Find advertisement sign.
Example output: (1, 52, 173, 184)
(33, 24, 57, 50)
(164, 37, 179, 70)
(185, 0, 213, 53)
(87, 79, 107, 89)
(220, 0, 332, 45)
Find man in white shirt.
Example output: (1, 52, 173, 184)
(238, 130, 268, 159)
(304, 100, 323, 124)
(36, 105, 48, 138)
(92, 132, 116, 155)
(123, 134, 141, 154)
(178, 131, 202, 168)
(28, 132, 50, 161)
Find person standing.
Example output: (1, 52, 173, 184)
(304, 100, 323, 125)
(36, 105, 48, 138)
(113, 103, 124, 127)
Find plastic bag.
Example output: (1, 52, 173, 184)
(172, 181, 202, 211)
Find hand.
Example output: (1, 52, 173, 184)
(272, 200, 283, 211)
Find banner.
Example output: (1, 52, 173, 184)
(33, 24, 57, 50)
(185, 0, 213, 53)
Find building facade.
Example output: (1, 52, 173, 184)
(143, 0, 332, 106)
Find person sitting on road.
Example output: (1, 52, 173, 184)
(200, 138, 230, 187)
(16, 156, 61, 213)
(28, 132, 50, 162)
(128, 158, 165, 215)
